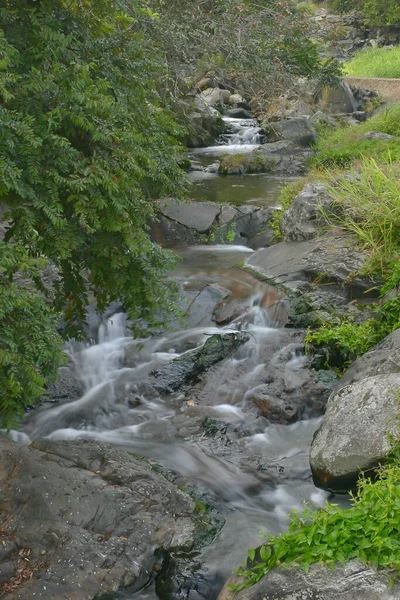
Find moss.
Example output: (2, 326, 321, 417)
(219, 150, 276, 175)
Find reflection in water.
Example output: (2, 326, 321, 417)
(188, 171, 297, 207)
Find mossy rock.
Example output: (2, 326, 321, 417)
(219, 150, 276, 175)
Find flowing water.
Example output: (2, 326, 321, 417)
(15, 115, 338, 599)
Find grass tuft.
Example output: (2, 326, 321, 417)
(345, 46, 400, 79)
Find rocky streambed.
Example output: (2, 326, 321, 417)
(1, 81, 398, 600)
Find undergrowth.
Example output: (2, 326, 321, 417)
(345, 46, 400, 79)
(313, 105, 400, 169)
(230, 461, 400, 592)
(306, 265, 400, 370)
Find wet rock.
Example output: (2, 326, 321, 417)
(156, 553, 223, 600)
(244, 345, 337, 423)
(0, 437, 198, 600)
(214, 297, 252, 325)
(44, 365, 83, 403)
(245, 231, 381, 325)
(310, 374, 400, 492)
(159, 199, 221, 233)
(280, 182, 334, 242)
(218, 559, 400, 599)
(336, 329, 400, 392)
(225, 108, 253, 119)
(184, 284, 231, 329)
(150, 332, 250, 393)
(244, 384, 297, 423)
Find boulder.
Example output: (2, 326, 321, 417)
(336, 328, 400, 392)
(218, 559, 400, 599)
(184, 96, 225, 147)
(321, 82, 359, 114)
(152, 200, 275, 247)
(201, 87, 231, 107)
(0, 437, 199, 600)
(225, 108, 253, 119)
(243, 345, 337, 423)
(219, 145, 312, 177)
(359, 131, 397, 141)
(246, 231, 380, 303)
(280, 182, 334, 242)
(245, 231, 382, 327)
(269, 117, 317, 147)
(159, 199, 221, 233)
(150, 332, 250, 393)
(228, 93, 246, 107)
(310, 374, 400, 492)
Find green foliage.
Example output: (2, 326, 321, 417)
(303, 156, 400, 370)
(305, 318, 382, 369)
(144, 0, 341, 106)
(318, 0, 400, 25)
(231, 462, 400, 591)
(313, 105, 400, 169)
(345, 46, 400, 79)
(323, 157, 400, 274)
(0, 242, 65, 429)
(0, 0, 188, 425)
(0, 0, 187, 338)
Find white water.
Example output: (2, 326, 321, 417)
(223, 116, 261, 146)
(19, 269, 333, 598)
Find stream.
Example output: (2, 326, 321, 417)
(16, 117, 340, 599)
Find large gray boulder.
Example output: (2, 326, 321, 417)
(280, 182, 334, 242)
(0, 437, 200, 600)
(159, 199, 221, 233)
(310, 374, 400, 492)
(336, 329, 400, 392)
(269, 116, 317, 146)
(200, 87, 231, 107)
(218, 559, 400, 599)
(152, 199, 275, 247)
(321, 82, 359, 114)
(245, 231, 380, 326)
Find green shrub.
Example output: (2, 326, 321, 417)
(0, 243, 65, 429)
(345, 46, 400, 79)
(231, 461, 400, 592)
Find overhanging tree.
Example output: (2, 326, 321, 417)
(0, 0, 187, 426)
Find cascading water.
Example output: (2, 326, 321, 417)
(223, 116, 261, 146)
(18, 244, 336, 599)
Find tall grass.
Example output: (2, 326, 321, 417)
(345, 46, 400, 79)
(313, 104, 400, 168)
(323, 156, 400, 275)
